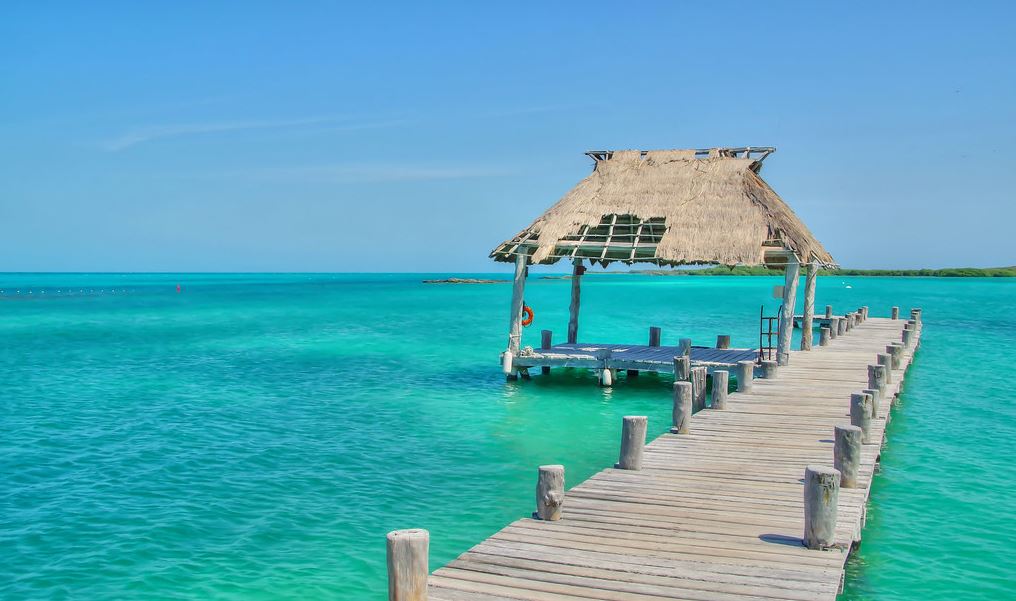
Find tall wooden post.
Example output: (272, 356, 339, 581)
(507, 251, 528, 356)
(567, 258, 582, 344)
(777, 255, 800, 366)
(800, 262, 817, 351)
(386, 529, 429, 601)
(535, 465, 564, 521)
(615, 416, 647, 470)
(803, 466, 840, 549)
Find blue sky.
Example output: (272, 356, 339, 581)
(2, 2, 1013, 271)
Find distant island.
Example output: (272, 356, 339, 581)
(423, 278, 507, 284)
(537, 266, 1016, 279)
(624, 265, 1016, 277)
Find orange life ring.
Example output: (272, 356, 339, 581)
(521, 306, 534, 327)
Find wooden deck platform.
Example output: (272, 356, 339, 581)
(428, 317, 920, 600)
(513, 343, 758, 374)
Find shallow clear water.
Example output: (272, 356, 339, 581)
(1, 273, 1013, 599)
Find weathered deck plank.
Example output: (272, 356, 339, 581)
(429, 317, 920, 601)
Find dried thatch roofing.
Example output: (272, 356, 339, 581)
(490, 148, 835, 267)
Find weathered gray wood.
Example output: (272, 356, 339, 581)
(836, 317, 847, 336)
(761, 360, 778, 379)
(844, 313, 853, 332)
(910, 307, 922, 324)
(833, 426, 862, 488)
(800, 263, 817, 351)
(828, 318, 839, 339)
(679, 338, 692, 356)
(736, 360, 754, 392)
(535, 465, 565, 521)
(819, 327, 831, 346)
(877, 353, 892, 384)
(902, 328, 914, 347)
(649, 326, 662, 347)
(867, 364, 887, 395)
(777, 257, 800, 366)
(567, 259, 582, 344)
(825, 305, 833, 319)
(891, 306, 900, 320)
(507, 251, 527, 357)
(691, 367, 708, 412)
(716, 334, 731, 349)
(711, 370, 729, 410)
(863, 388, 881, 419)
(673, 355, 690, 381)
(862, 306, 869, 320)
(671, 381, 692, 434)
(849, 392, 873, 443)
(803, 466, 840, 550)
(387, 529, 429, 601)
(540, 330, 552, 374)
(887, 343, 904, 370)
(615, 416, 648, 470)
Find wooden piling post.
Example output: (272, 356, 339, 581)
(678, 338, 692, 357)
(834, 426, 862, 488)
(863, 388, 881, 419)
(800, 262, 817, 351)
(868, 364, 887, 395)
(828, 318, 839, 339)
(877, 353, 893, 384)
(862, 306, 869, 320)
(887, 343, 904, 369)
(803, 466, 840, 550)
(850, 392, 873, 443)
(691, 366, 707, 412)
(711, 370, 729, 410)
(891, 306, 900, 320)
(819, 326, 831, 346)
(837, 317, 847, 336)
(386, 529, 429, 601)
(615, 416, 647, 470)
(902, 327, 914, 348)
(736, 360, 754, 392)
(567, 259, 582, 344)
(825, 305, 833, 319)
(716, 334, 731, 349)
(648, 326, 661, 347)
(540, 330, 552, 374)
(911, 307, 923, 324)
(671, 381, 692, 434)
(761, 360, 778, 379)
(844, 313, 853, 332)
(776, 255, 800, 366)
(673, 355, 690, 381)
(535, 465, 564, 521)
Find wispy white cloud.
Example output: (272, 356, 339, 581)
(100, 115, 405, 151)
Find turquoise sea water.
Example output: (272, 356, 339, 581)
(2, 273, 1013, 600)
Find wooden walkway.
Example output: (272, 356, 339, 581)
(513, 343, 759, 373)
(428, 317, 920, 600)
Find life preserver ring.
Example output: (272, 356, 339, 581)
(521, 306, 534, 327)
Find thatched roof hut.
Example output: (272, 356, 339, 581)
(491, 147, 834, 268)
(495, 147, 835, 377)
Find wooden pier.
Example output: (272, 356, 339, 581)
(388, 310, 923, 601)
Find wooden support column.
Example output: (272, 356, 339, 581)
(834, 425, 862, 488)
(800, 263, 817, 351)
(535, 465, 564, 521)
(615, 416, 647, 470)
(804, 466, 840, 549)
(690, 367, 707, 412)
(567, 258, 582, 344)
(736, 360, 754, 392)
(670, 381, 692, 434)
(386, 529, 429, 601)
(711, 370, 729, 409)
(777, 255, 800, 366)
(507, 251, 528, 358)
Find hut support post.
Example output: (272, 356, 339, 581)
(800, 262, 817, 351)
(567, 259, 582, 344)
(777, 255, 800, 366)
(505, 251, 528, 377)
